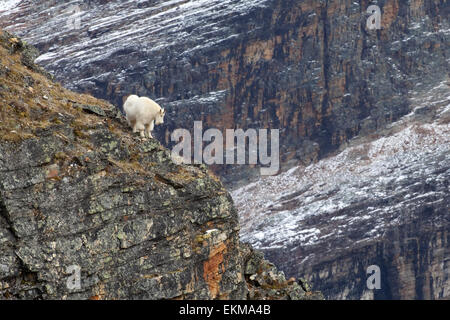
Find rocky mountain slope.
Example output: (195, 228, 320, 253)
(233, 81, 450, 299)
(1, 0, 448, 300)
(2, 0, 448, 185)
(0, 31, 321, 300)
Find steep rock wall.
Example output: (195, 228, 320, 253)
(2, 0, 448, 185)
(0, 31, 319, 300)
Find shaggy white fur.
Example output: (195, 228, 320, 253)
(123, 95, 166, 139)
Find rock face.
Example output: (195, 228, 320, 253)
(232, 81, 450, 300)
(1, 0, 449, 300)
(240, 243, 323, 300)
(0, 31, 317, 300)
(2, 0, 448, 185)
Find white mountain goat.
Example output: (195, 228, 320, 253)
(123, 95, 166, 139)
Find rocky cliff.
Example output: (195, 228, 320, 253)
(233, 81, 450, 299)
(1, 0, 448, 300)
(0, 31, 321, 300)
(2, 0, 448, 185)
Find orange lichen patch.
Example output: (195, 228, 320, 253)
(91, 282, 107, 300)
(46, 164, 60, 179)
(203, 242, 227, 299)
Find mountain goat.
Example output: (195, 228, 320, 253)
(123, 95, 166, 139)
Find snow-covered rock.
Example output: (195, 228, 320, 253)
(232, 84, 450, 299)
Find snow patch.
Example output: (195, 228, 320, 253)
(0, 0, 20, 12)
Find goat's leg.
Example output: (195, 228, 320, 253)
(144, 124, 150, 138)
(145, 123, 153, 139)
(148, 120, 154, 138)
(131, 120, 137, 133)
(135, 122, 146, 139)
